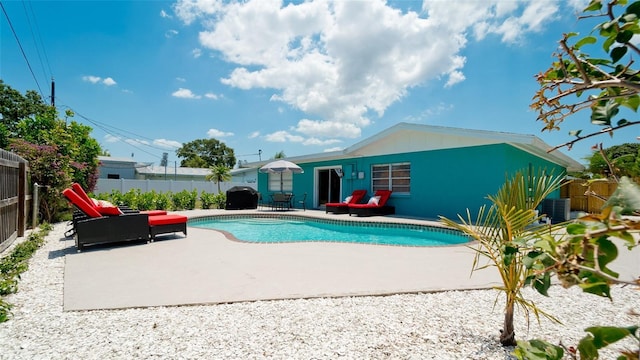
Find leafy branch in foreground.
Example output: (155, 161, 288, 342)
(515, 176, 640, 359)
(531, 0, 640, 152)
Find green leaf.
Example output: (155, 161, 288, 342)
(514, 339, 564, 360)
(591, 100, 619, 126)
(579, 281, 611, 298)
(611, 46, 628, 63)
(533, 239, 555, 253)
(532, 272, 551, 296)
(584, 0, 603, 12)
(578, 335, 598, 360)
(595, 237, 619, 278)
(566, 223, 587, 235)
(622, 94, 640, 111)
(603, 176, 640, 213)
(569, 130, 583, 137)
(575, 36, 597, 49)
(616, 30, 635, 43)
(626, 1, 640, 17)
(603, 35, 616, 52)
(585, 326, 636, 348)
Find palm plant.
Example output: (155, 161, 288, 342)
(440, 170, 565, 346)
(206, 165, 231, 193)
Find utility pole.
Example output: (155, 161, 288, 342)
(50, 78, 55, 107)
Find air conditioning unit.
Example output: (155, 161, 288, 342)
(541, 198, 570, 224)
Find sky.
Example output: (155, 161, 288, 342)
(2, 0, 638, 168)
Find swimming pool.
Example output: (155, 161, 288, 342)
(189, 215, 470, 247)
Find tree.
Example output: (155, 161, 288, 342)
(587, 143, 640, 178)
(176, 138, 236, 168)
(274, 150, 286, 159)
(0, 80, 49, 148)
(206, 164, 232, 193)
(440, 171, 565, 346)
(0, 82, 102, 220)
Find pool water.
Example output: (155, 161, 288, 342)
(190, 216, 469, 247)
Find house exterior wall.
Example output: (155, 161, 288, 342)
(257, 143, 566, 219)
(98, 163, 136, 179)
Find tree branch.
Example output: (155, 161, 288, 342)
(547, 121, 640, 152)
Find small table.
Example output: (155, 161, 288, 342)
(270, 193, 293, 211)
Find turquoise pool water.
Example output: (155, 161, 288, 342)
(190, 215, 469, 247)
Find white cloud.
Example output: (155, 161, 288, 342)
(192, 48, 202, 58)
(160, 9, 172, 18)
(153, 139, 182, 149)
(172, 88, 201, 99)
(176, 77, 186, 82)
(207, 128, 234, 138)
(264, 130, 304, 143)
(104, 134, 120, 143)
(102, 77, 117, 86)
(323, 146, 343, 152)
(82, 75, 101, 84)
(174, 0, 563, 141)
(303, 137, 341, 146)
(83, 75, 117, 86)
(294, 119, 361, 139)
(165, 29, 179, 38)
(248, 131, 260, 139)
(204, 92, 218, 100)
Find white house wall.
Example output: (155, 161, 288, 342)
(350, 129, 503, 157)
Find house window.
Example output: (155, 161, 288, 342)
(268, 172, 293, 192)
(107, 174, 120, 179)
(372, 163, 410, 194)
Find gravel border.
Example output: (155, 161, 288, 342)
(0, 222, 638, 359)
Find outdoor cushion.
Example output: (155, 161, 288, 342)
(344, 196, 353, 203)
(147, 214, 188, 226)
(141, 210, 168, 216)
(95, 205, 123, 216)
(71, 183, 94, 206)
(62, 188, 102, 218)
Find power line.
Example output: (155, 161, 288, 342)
(21, 0, 50, 84)
(58, 103, 180, 161)
(0, 0, 45, 101)
(23, 0, 52, 83)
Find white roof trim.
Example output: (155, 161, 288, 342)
(247, 122, 585, 172)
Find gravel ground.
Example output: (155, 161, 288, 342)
(0, 222, 638, 360)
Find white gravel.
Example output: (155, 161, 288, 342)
(0, 222, 638, 360)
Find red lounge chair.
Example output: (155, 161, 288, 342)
(348, 190, 395, 217)
(64, 187, 187, 250)
(71, 183, 167, 216)
(325, 189, 368, 214)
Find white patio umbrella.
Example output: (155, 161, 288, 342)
(259, 160, 304, 192)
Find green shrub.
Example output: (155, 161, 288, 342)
(137, 190, 158, 210)
(213, 193, 226, 209)
(155, 192, 172, 210)
(172, 190, 197, 210)
(200, 191, 217, 209)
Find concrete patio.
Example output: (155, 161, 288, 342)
(63, 209, 640, 311)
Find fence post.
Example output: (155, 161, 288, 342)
(17, 162, 26, 236)
(32, 183, 39, 229)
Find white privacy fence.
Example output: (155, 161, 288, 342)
(95, 179, 256, 195)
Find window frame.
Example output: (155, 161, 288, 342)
(371, 162, 410, 195)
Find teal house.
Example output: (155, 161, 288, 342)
(251, 122, 584, 220)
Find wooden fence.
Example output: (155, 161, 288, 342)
(0, 149, 31, 252)
(561, 179, 618, 214)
